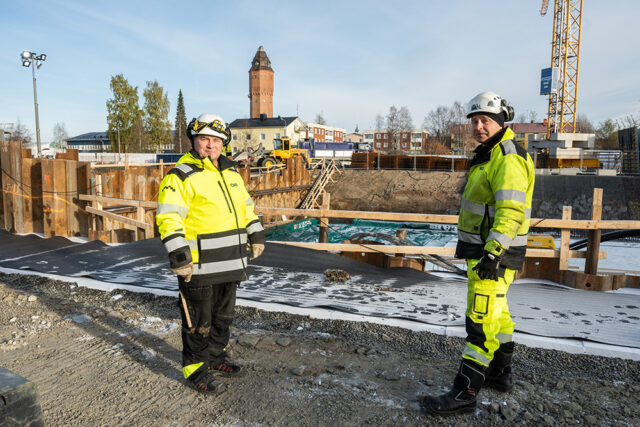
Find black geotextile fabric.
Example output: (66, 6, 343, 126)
(0, 230, 78, 260)
(1, 232, 639, 348)
(252, 242, 447, 287)
(0, 234, 437, 290)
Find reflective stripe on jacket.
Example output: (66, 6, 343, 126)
(156, 150, 265, 283)
(455, 127, 535, 270)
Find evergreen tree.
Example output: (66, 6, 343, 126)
(143, 81, 171, 152)
(173, 89, 188, 153)
(106, 74, 140, 153)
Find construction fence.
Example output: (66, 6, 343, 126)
(350, 152, 469, 171)
(1, 141, 312, 242)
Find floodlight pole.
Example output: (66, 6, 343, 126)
(30, 60, 42, 156)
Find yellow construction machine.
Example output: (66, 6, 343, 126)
(257, 137, 310, 168)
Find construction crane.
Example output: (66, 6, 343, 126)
(540, 0, 584, 138)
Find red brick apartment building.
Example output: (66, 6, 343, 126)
(362, 129, 429, 152)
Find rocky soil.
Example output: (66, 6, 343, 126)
(1, 272, 639, 426)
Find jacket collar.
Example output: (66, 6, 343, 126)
(469, 127, 513, 168)
(186, 149, 237, 171)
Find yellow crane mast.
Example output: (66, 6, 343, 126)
(541, 0, 584, 137)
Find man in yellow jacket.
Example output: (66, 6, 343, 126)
(422, 92, 535, 415)
(156, 113, 265, 394)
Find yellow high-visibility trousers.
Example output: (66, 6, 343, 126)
(461, 259, 516, 367)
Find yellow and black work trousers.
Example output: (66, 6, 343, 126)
(178, 276, 237, 379)
(461, 259, 516, 367)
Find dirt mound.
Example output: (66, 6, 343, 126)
(1, 272, 638, 425)
(326, 170, 466, 214)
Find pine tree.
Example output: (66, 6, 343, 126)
(173, 90, 188, 153)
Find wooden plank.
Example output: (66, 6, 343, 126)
(318, 192, 330, 243)
(269, 241, 605, 259)
(78, 194, 159, 208)
(76, 162, 89, 237)
(21, 158, 44, 234)
(257, 207, 460, 224)
(66, 160, 80, 236)
(4, 141, 24, 233)
(86, 206, 149, 230)
(585, 188, 603, 274)
(53, 160, 68, 237)
(256, 206, 640, 230)
(559, 206, 572, 270)
(20, 158, 34, 233)
(41, 159, 54, 237)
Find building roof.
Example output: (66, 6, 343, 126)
(250, 46, 273, 71)
(66, 132, 110, 142)
(229, 116, 300, 129)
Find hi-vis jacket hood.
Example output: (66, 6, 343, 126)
(156, 150, 265, 283)
(455, 127, 535, 270)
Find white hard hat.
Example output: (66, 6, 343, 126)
(465, 91, 514, 122)
(187, 113, 231, 145)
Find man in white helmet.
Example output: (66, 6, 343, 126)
(156, 113, 265, 393)
(421, 92, 535, 415)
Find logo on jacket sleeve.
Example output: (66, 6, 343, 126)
(162, 185, 176, 192)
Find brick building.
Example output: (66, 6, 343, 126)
(305, 123, 346, 142)
(362, 129, 428, 152)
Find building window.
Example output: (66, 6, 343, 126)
(376, 133, 381, 138)
(402, 143, 407, 148)
(246, 134, 251, 140)
(275, 133, 281, 139)
(260, 134, 265, 140)
(365, 134, 373, 139)
(232, 134, 238, 140)
(376, 143, 381, 148)
(412, 133, 421, 138)
(383, 143, 388, 148)
(403, 133, 408, 138)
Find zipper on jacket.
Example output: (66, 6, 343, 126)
(219, 169, 248, 279)
(217, 181, 233, 213)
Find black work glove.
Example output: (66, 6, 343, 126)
(473, 251, 501, 281)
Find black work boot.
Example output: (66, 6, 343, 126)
(485, 342, 514, 392)
(209, 359, 243, 377)
(420, 359, 486, 416)
(186, 368, 226, 394)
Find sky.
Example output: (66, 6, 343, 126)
(1, 0, 639, 143)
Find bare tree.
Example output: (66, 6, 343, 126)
(375, 114, 385, 130)
(383, 106, 414, 152)
(516, 110, 539, 123)
(451, 101, 466, 125)
(315, 113, 326, 125)
(423, 105, 454, 142)
(52, 122, 68, 148)
(617, 115, 638, 129)
(10, 118, 32, 144)
(575, 113, 595, 133)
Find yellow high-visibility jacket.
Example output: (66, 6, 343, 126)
(156, 150, 265, 283)
(455, 127, 535, 270)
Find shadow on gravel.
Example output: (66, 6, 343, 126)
(1, 273, 185, 386)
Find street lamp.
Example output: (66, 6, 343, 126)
(20, 50, 46, 156)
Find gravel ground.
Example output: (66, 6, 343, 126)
(1, 272, 639, 426)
